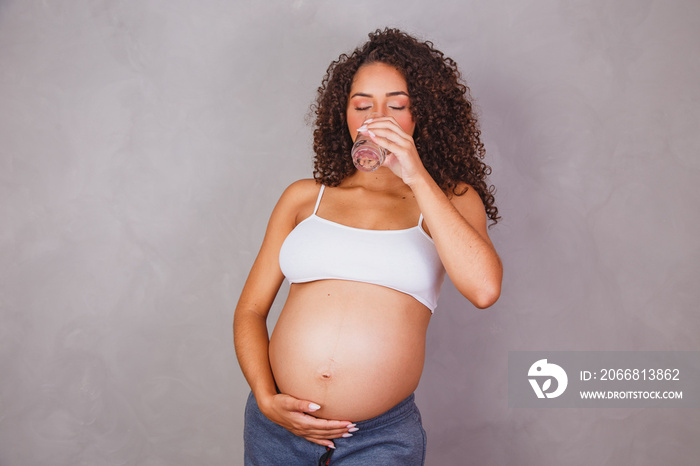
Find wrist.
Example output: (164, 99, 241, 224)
(406, 168, 434, 192)
(253, 389, 278, 415)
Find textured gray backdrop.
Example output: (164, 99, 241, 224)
(1, 0, 699, 465)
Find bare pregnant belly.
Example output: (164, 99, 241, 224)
(268, 280, 431, 421)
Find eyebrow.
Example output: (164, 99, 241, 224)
(350, 91, 410, 98)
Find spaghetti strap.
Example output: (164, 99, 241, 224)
(418, 213, 431, 237)
(313, 185, 325, 215)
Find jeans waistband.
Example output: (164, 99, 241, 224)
(354, 393, 417, 431)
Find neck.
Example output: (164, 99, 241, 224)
(345, 168, 406, 192)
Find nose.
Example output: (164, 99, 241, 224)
(365, 111, 386, 122)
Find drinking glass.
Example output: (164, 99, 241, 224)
(351, 113, 387, 172)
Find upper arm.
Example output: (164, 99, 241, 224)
(235, 180, 317, 319)
(449, 184, 493, 246)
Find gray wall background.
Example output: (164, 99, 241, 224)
(1, 0, 699, 464)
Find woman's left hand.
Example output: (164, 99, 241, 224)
(359, 115, 428, 185)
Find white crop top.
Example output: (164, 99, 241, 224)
(279, 185, 446, 312)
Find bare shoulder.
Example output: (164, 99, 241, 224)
(256, 179, 321, 255)
(281, 178, 321, 201)
(449, 182, 490, 237)
(449, 183, 486, 212)
(275, 178, 322, 225)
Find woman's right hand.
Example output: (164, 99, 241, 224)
(258, 393, 356, 449)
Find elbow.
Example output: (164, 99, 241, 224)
(452, 258, 503, 309)
(466, 276, 502, 309)
(471, 286, 500, 309)
(474, 261, 503, 309)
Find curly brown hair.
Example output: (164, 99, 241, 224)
(311, 28, 499, 225)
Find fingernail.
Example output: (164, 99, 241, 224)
(346, 423, 356, 428)
(368, 130, 376, 138)
(348, 427, 359, 433)
(328, 443, 336, 449)
(357, 125, 368, 132)
(342, 433, 353, 438)
(308, 403, 321, 411)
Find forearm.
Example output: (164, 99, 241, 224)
(233, 308, 278, 403)
(408, 172, 502, 308)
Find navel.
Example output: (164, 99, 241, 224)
(317, 359, 336, 382)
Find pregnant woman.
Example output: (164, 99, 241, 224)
(234, 28, 502, 465)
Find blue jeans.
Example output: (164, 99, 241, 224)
(244, 392, 427, 465)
